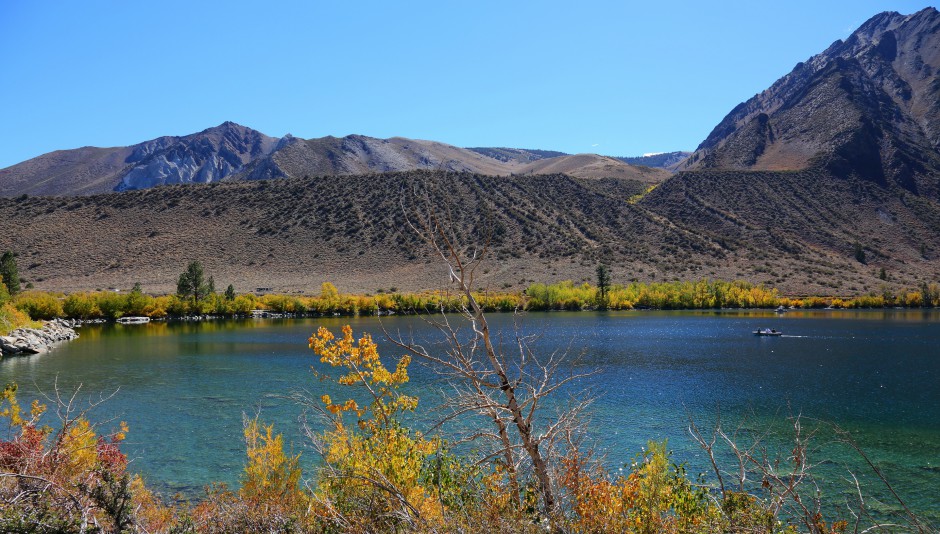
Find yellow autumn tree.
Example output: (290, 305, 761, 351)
(309, 325, 458, 531)
(320, 281, 339, 300)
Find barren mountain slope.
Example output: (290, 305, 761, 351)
(0, 146, 135, 197)
(681, 8, 940, 197)
(0, 172, 659, 294)
(641, 168, 940, 293)
(1, 126, 671, 197)
(235, 135, 522, 180)
(520, 154, 670, 182)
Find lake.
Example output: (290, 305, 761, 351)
(1, 310, 938, 522)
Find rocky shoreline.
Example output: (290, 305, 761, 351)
(0, 319, 79, 356)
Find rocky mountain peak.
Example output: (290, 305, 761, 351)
(681, 8, 940, 197)
(115, 123, 280, 191)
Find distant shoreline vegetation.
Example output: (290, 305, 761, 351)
(5, 278, 939, 326)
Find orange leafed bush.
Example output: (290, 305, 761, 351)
(0, 383, 136, 532)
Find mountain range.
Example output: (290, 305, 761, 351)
(1, 8, 939, 296)
(0, 123, 675, 197)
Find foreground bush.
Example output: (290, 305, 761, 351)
(1, 279, 36, 334)
(0, 384, 136, 532)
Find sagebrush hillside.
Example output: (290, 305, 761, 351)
(1, 169, 937, 295)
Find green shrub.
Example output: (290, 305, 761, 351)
(124, 288, 153, 316)
(63, 293, 101, 319)
(165, 294, 189, 316)
(231, 294, 258, 314)
(96, 291, 127, 320)
(13, 291, 63, 320)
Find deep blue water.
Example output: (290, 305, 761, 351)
(1, 310, 937, 521)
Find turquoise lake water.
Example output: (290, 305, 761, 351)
(1, 310, 937, 522)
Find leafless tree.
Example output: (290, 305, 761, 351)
(379, 182, 596, 525)
(688, 409, 933, 534)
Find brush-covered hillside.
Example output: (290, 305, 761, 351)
(2, 169, 937, 296)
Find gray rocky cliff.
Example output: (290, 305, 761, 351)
(115, 122, 280, 191)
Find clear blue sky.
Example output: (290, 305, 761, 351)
(0, 1, 932, 168)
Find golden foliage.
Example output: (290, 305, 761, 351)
(526, 279, 781, 310)
(560, 441, 723, 533)
(0, 301, 40, 335)
(310, 325, 448, 529)
(241, 417, 303, 507)
(12, 290, 64, 320)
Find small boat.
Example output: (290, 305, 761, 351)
(117, 316, 150, 325)
(775, 306, 787, 314)
(754, 328, 782, 336)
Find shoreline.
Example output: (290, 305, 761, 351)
(67, 304, 939, 327)
(0, 319, 79, 357)
(8, 278, 936, 328)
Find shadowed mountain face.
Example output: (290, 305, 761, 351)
(615, 151, 690, 171)
(466, 147, 568, 164)
(681, 8, 940, 197)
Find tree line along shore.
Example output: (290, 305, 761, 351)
(3, 275, 939, 336)
(2, 256, 939, 336)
